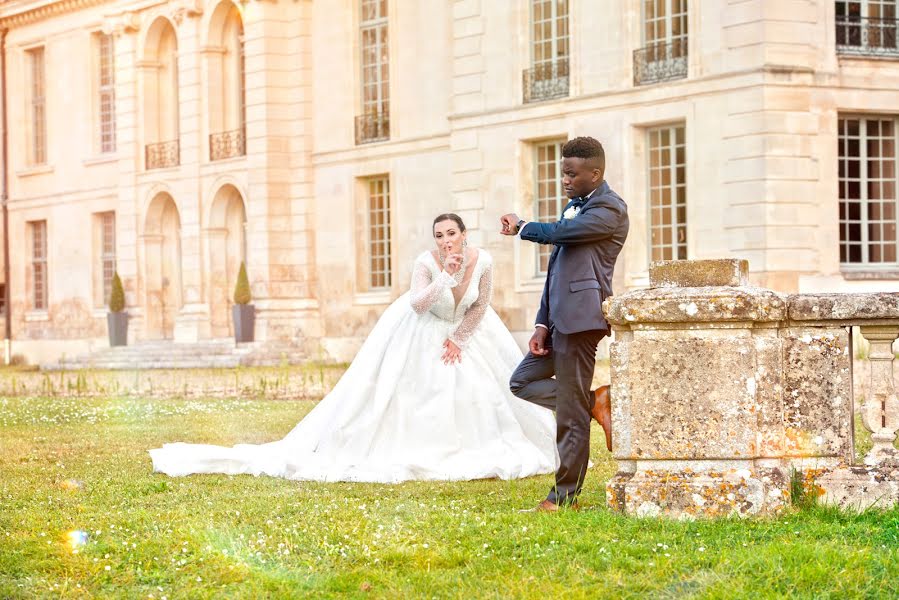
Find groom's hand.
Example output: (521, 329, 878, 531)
(528, 327, 550, 356)
(500, 213, 521, 236)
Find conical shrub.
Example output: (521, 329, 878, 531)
(234, 262, 251, 305)
(109, 271, 125, 313)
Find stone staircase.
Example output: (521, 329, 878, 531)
(43, 338, 309, 371)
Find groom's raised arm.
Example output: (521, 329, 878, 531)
(520, 198, 625, 247)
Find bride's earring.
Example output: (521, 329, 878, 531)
(462, 239, 468, 249)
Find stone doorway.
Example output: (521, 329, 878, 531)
(206, 184, 247, 338)
(143, 192, 183, 339)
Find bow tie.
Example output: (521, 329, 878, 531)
(570, 197, 587, 208)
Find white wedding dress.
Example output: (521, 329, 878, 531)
(150, 249, 558, 483)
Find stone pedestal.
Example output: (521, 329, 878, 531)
(604, 259, 854, 518)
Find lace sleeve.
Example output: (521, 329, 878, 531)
(449, 260, 493, 348)
(409, 257, 457, 314)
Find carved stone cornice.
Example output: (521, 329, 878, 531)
(101, 10, 139, 36)
(169, 0, 202, 25)
(0, 0, 112, 29)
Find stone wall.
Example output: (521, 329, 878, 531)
(605, 259, 898, 518)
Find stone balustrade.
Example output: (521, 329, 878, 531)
(603, 259, 899, 518)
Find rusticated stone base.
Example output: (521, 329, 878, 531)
(607, 465, 791, 518)
(814, 462, 899, 510)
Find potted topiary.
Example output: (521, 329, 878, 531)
(107, 271, 128, 347)
(232, 261, 255, 343)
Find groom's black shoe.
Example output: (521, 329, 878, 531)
(591, 385, 613, 452)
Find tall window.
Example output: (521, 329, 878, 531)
(648, 125, 687, 261)
(356, 0, 389, 144)
(634, 0, 688, 85)
(143, 19, 180, 169)
(208, 3, 247, 161)
(533, 140, 566, 273)
(30, 221, 48, 310)
(97, 33, 116, 153)
(524, 0, 569, 103)
(238, 34, 246, 131)
(366, 176, 391, 289)
(839, 116, 898, 266)
(96, 212, 117, 305)
(27, 47, 46, 165)
(836, 1, 898, 56)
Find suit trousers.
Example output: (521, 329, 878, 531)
(509, 328, 605, 505)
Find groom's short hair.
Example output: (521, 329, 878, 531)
(562, 137, 605, 172)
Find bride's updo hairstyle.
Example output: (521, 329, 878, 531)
(432, 213, 466, 235)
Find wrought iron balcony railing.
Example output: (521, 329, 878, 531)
(145, 140, 180, 170)
(633, 38, 688, 86)
(836, 16, 899, 56)
(355, 111, 390, 145)
(209, 127, 246, 161)
(522, 58, 570, 104)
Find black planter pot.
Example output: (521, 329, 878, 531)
(232, 304, 255, 343)
(107, 311, 128, 347)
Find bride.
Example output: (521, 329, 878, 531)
(150, 213, 558, 483)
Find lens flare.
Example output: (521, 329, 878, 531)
(67, 530, 88, 552)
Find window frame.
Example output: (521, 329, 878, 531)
(532, 139, 567, 276)
(365, 175, 392, 291)
(838, 114, 899, 270)
(26, 46, 47, 166)
(29, 220, 48, 311)
(96, 32, 117, 154)
(647, 124, 688, 263)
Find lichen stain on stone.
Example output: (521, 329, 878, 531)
(607, 263, 896, 517)
(609, 467, 789, 518)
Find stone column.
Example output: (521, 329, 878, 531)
(858, 326, 899, 465)
(103, 12, 143, 336)
(171, 10, 211, 343)
(242, 0, 319, 344)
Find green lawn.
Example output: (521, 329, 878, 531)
(2, 393, 899, 599)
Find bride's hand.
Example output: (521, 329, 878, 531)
(442, 339, 462, 365)
(444, 253, 463, 275)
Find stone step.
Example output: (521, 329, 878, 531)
(41, 339, 307, 371)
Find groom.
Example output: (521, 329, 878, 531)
(500, 136, 629, 511)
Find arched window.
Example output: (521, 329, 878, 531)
(208, 1, 246, 160)
(142, 18, 180, 169)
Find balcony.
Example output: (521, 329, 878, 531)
(633, 39, 688, 86)
(145, 140, 180, 170)
(522, 58, 570, 104)
(209, 127, 246, 161)
(354, 111, 390, 145)
(836, 16, 899, 57)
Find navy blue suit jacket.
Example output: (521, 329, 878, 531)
(520, 181, 629, 335)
